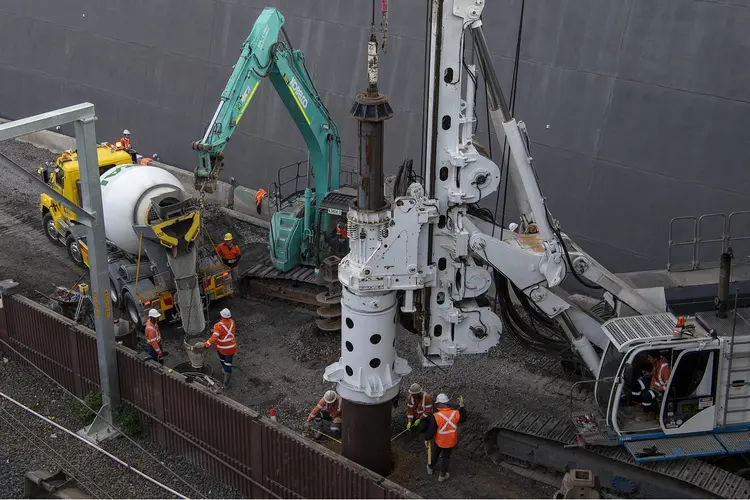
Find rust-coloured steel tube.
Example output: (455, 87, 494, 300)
(341, 399, 393, 476)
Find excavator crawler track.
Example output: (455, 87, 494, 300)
(241, 254, 326, 307)
(484, 409, 750, 499)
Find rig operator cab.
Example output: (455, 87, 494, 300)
(580, 310, 750, 462)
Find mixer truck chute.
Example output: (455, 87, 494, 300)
(39, 151, 233, 332)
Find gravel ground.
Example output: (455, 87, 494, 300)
(0, 139, 593, 498)
(0, 355, 240, 498)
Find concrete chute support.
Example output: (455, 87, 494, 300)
(0, 103, 120, 439)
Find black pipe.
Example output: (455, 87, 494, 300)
(717, 249, 733, 318)
(471, 25, 511, 120)
(341, 399, 393, 476)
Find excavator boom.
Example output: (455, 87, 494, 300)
(192, 7, 341, 203)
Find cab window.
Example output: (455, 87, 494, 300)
(54, 168, 65, 189)
(100, 163, 117, 175)
(662, 349, 717, 429)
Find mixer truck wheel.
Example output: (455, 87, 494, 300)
(66, 234, 85, 268)
(124, 294, 144, 330)
(109, 279, 121, 310)
(43, 213, 64, 246)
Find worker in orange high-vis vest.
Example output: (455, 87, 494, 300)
(406, 383, 433, 431)
(255, 189, 267, 215)
(421, 393, 467, 483)
(201, 308, 237, 388)
(631, 350, 671, 422)
(145, 309, 164, 364)
(216, 233, 241, 282)
(118, 129, 131, 150)
(305, 390, 343, 440)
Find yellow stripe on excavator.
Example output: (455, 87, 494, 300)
(288, 85, 311, 125)
(235, 81, 261, 125)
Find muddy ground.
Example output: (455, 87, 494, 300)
(0, 139, 599, 498)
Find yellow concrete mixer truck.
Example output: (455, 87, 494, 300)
(38, 144, 233, 332)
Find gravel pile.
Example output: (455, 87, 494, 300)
(0, 353, 240, 498)
(0, 140, 82, 297)
(0, 138, 56, 205)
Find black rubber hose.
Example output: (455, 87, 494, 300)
(495, 271, 568, 353)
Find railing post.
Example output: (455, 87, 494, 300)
(68, 325, 84, 398)
(0, 280, 18, 346)
(151, 369, 167, 447)
(250, 419, 265, 498)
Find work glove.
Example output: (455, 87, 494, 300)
(413, 418, 422, 428)
(194, 341, 204, 348)
(458, 396, 464, 407)
(407, 421, 412, 430)
(304, 420, 311, 428)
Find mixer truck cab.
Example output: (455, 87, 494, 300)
(39, 144, 133, 260)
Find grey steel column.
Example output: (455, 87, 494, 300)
(74, 117, 120, 411)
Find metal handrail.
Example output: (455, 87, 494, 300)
(728, 211, 750, 252)
(668, 211, 750, 271)
(668, 216, 698, 271)
(569, 376, 620, 421)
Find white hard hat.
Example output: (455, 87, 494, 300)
(148, 309, 161, 318)
(220, 308, 231, 319)
(324, 390, 337, 404)
(435, 393, 450, 404)
(409, 383, 422, 395)
(123, 129, 131, 135)
(509, 222, 519, 232)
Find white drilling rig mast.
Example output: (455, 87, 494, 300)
(327, 0, 666, 395)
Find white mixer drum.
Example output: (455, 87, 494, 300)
(99, 165, 186, 254)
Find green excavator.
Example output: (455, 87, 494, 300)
(192, 7, 354, 329)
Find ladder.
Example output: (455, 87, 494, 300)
(722, 295, 750, 427)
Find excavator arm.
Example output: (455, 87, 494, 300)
(192, 7, 341, 200)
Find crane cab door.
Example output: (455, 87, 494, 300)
(660, 346, 720, 435)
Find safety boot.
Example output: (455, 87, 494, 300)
(438, 472, 450, 483)
(223, 372, 231, 388)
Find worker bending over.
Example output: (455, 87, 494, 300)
(631, 350, 671, 422)
(407, 383, 433, 431)
(216, 233, 241, 281)
(306, 390, 343, 440)
(422, 393, 466, 483)
(201, 308, 237, 388)
(145, 309, 164, 363)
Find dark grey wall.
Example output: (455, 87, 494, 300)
(1, 0, 749, 272)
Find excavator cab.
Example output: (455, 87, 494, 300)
(313, 190, 356, 266)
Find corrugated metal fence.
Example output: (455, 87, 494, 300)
(0, 293, 416, 499)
